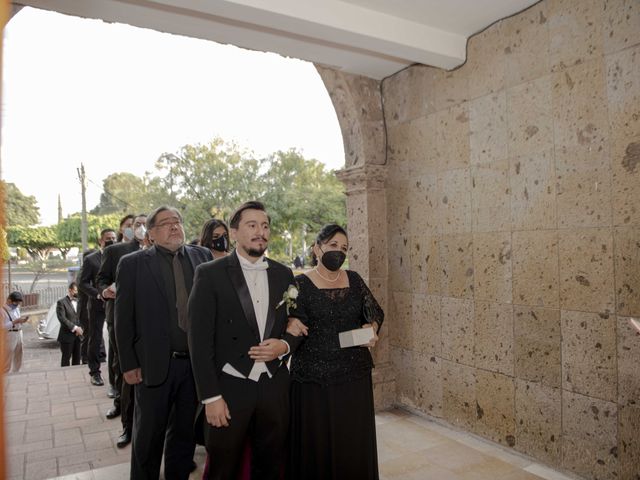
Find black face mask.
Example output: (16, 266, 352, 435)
(320, 249, 346, 271)
(104, 240, 115, 248)
(211, 235, 229, 252)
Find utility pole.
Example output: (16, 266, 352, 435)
(57, 194, 63, 224)
(77, 164, 88, 261)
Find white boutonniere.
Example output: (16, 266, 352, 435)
(276, 284, 298, 314)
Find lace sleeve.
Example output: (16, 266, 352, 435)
(352, 271, 384, 331)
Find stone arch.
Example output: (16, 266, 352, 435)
(315, 65, 395, 409)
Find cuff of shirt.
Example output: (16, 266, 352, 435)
(278, 339, 290, 360)
(202, 395, 222, 404)
(72, 326, 78, 332)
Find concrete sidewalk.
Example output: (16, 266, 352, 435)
(5, 322, 580, 480)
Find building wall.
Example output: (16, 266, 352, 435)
(380, 1, 639, 478)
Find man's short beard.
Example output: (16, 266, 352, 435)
(244, 246, 266, 258)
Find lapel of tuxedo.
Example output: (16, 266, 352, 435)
(226, 252, 260, 342)
(144, 247, 170, 306)
(264, 261, 280, 339)
(64, 296, 77, 322)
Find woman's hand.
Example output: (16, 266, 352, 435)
(287, 317, 308, 337)
(362, 323, 379, 348)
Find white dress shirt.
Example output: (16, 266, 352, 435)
(222, 251, 270, 381)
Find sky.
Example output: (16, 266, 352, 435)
(1, 7, 345, 226)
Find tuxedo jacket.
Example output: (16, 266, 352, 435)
(78, 250, 105, 316)
(188, 251, 305, 402)
(97, 240, 141, 324)
(114, 244, 213, 386)
(56, 296, 80, 343)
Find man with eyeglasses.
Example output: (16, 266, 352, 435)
(115, 206, 212, 479)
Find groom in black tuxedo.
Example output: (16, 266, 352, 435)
(188, 201, 304, 480)
(115, 206, 212, 479)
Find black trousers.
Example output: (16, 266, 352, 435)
(60, 338, 81, 367)
(204, 367, 290, 480)
(108, 314, 134, 429)
(130, 358, 198, 480)
(87, 307, 106, 376)
(79, 306, 90, 363)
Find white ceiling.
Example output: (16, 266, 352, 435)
(13, 0, 540, 79)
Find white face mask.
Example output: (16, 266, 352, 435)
(123, 227, 134, 241)
(134, 225, 147, 241)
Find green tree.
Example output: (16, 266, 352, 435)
(56, 213, 122, 251)
(262, 149, 346, 262)
(90, 172, 150, 215)
(1, 181, 40, 226)
(149, 138, 265, 237)
(6, 226, 58, 262)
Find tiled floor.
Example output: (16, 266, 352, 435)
(5, 322, 582, 480)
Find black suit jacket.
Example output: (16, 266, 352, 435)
(56, 296, 80, 343)
(114, 244, 213, 386)
(78, 250, 104, 316)
(188, 251, 305, 402)
(97, 240, 141, 324)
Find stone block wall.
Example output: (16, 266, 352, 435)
(381, 1, 640, 478)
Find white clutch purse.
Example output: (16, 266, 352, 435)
(338, 327, 374, 348)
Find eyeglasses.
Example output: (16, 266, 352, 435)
(154, 220, 183, 229)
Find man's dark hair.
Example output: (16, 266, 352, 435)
(199, 218, 229, 248)
(100, 228, 116, 238)
(69, 282, 77, 290)
(311, 224, 348, 266)
(146, 206, 182, 230)
(229, 201, 270, 229)
(8, 291, 23, 303)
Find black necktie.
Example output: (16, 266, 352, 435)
(172, 253, 189, 332)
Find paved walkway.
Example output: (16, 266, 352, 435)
(5, 322, 582, 480)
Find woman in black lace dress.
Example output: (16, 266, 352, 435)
(287, 224, 384, 480)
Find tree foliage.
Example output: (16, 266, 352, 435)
(56, 213, 122, 248)
(89, 138, 346, 260)
(6, 225, 58, 261)
(90, 173, 150, 215)
(2, 181, 40, 226)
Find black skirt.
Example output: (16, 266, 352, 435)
(288, 374, 379, 480)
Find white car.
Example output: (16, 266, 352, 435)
(36, 303, 60, 340)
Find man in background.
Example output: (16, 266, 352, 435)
(97, 213, 147, 448)
(56, 282, 83, 367)
(2, 291, 29, 373)
(79, 228, 117, 387)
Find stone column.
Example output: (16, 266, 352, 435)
(317, 66, 395, 410)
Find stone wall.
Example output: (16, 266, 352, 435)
(380, 1, 639, 479)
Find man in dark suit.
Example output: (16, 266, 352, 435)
(56, 282, 83, 367)
(79, 228, 117, 387)
(77, 250, 94, 365)
(116, 206, 212, 480)
(188, 201, 304, 479)
(97, 214, 147, 447)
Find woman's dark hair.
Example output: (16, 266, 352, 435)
(199, 218, 229, 249)
(311, 224, 348, 266)
(117, 214, 135, 242)
(229, 201, 270, 229)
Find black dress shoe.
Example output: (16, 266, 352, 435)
(107, 385, 118, 398)
(117, 429, 131, 448)
(106, 406, 121, 419)
(90, 375, 104, 386)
